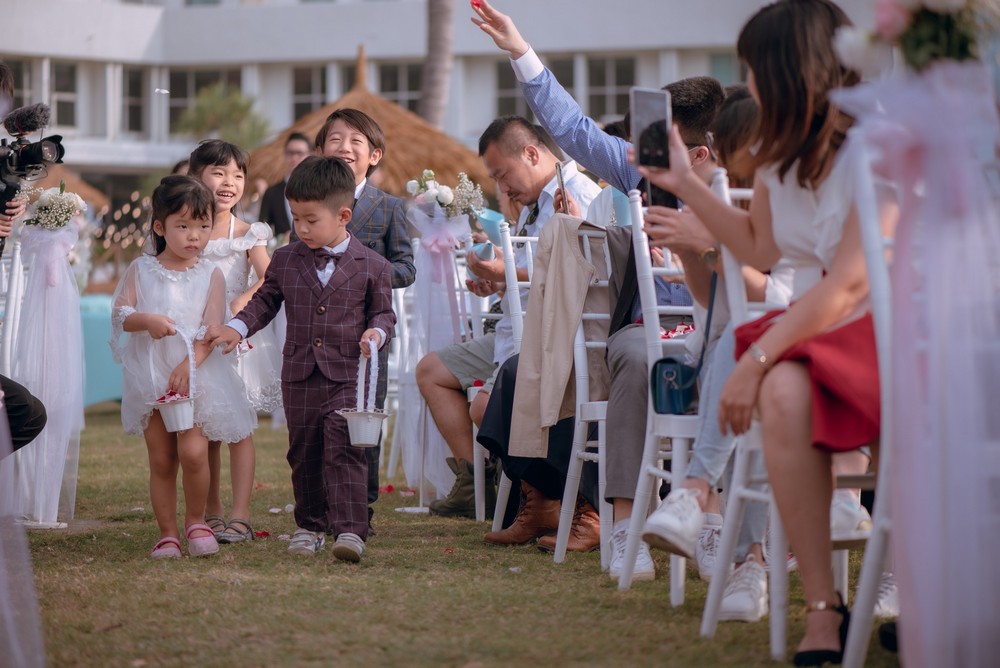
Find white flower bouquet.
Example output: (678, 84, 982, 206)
(406, 169, 484, 220)
(24, 181, 87, 231)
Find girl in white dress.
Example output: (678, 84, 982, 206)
(111, 175, 256, 559)
(188, 140, 280, 544)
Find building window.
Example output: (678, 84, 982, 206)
(186, 0, 221, 5)
(709, 53, 746, 85)
(587, 57, 634, 124)
(292, 66, 327, 121)
(5, 60, 31, 110)
(122, 67, 145, 134)
(51, 62, 78, 128)
(167, 69, 241, 133)
(378, 63, 421, 113)
(496, 62, 532, 120)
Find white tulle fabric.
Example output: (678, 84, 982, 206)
(203, 217, 282, 412)
(8, 224, 84, 526)
(395, 206, 472, 496)
(0, 408, 45, 668)
(110, 255, 257, 443)
(836, 61, 1000, 667)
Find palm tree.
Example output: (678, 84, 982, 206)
(418, 0, 455, 130)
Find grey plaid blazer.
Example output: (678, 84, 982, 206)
(236, 237, 396, 384)
(350, 183, 415, 289)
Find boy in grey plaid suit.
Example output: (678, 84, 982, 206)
(208, 156, 396, 562)
(316, 108, 415, 528)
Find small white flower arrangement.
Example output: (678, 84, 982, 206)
(406, 169, 484, 219)
(23, 181, 87, 231)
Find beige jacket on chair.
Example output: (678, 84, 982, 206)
(510, 214, 611, 458)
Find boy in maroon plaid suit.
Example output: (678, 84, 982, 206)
(207, 156, 395, 562)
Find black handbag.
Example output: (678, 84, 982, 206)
(651, 272, 717, 415)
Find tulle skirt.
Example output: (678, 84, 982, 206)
(237, 321, 283, 413)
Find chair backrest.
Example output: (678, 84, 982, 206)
(573, 226, 614, 405)
(498, 220, 539, 355)
(627, 190, 694, 372)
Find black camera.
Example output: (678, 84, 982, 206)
(0, 103, 65, 255)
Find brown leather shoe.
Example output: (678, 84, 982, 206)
(483, 481, 560, 546)
(536, 496, 601, 553)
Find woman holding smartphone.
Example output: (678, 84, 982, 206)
(640, 1, 897, 665)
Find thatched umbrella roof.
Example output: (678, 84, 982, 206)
(249, 47, 491, 198)
(33, 164, 110, 214)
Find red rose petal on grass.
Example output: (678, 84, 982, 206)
(444, 548, 455, 553)
(385, 484, 395, 493)
(254, 482, 265, 490)
(254, 530, 269, 539)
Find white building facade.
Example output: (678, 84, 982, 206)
(1, 0, 874, 191)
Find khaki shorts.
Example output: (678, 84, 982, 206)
(436, 332, 501, 393)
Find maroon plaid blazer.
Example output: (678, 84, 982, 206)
(235, 236, 396, 384)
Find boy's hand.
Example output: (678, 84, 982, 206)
(146, 314, 177, 340)
(471, 1, 530, 58)
(167, 360, 192, 396)
(360, 329, 383, 358)
(205, 324, 242, 354)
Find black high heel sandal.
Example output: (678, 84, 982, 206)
(792, 593, 850, 666)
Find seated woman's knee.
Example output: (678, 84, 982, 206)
(758, 361, 811, 422)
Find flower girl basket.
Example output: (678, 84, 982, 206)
(150, 329, 196, 433)
(337, 340, 389, 447)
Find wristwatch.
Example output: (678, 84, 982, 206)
(700, 246, 720, 266)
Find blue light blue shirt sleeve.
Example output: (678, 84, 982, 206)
(511, 48, 641, 195)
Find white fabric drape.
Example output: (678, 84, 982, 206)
(10, 224, 84, 526)
(394, 207, 472, 497)
(836, 61, 1000, 667)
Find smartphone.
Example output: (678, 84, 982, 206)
(630, 86, 672, 169)
(555, 162, 567, 213)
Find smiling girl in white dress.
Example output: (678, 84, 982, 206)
(188, 140, 281, 544)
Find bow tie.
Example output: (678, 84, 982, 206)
(314, 248, 344, 270)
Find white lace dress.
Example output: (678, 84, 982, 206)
(110, 255, 257, 442)
(203, 216, 283, 412)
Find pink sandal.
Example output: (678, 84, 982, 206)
(151, 536, 182, 560)
(185, 523, 220, 557)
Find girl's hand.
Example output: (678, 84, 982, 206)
(168, 360, 191, 396)
(631, 124, 698, 198)
(470, 0, 530, 58)
(146, 315, 177, 340)
(360, 329, 383, 358)
(718, 357, 766, 436)
(554, 188, 580, 217)
(644, 206, 715, 254)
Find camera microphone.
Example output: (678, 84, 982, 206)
(3, 103, 51, 137)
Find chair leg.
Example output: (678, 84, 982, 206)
(769, 501, 789, 662)
(701, 437, 753, 637)
(554, 417, 589, 563)
(669, 436, 691, 608)
(597, 418, 612, 571)
(618, 416, 659, 591)
(472, 436, 485, 523)
(491, 471, 513, 533)
(833, 549, 849, 606)
(843, 521, 891, 668)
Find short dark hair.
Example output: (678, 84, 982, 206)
(170, 159, 189, 175)
(713, 85, 758, 185)
(149, 175, 215, 255)
(602, 119, 630, 142)
(285, 132, 311, 147)
(623, 76, 726, 149)
(314, 108, 386, 177)
(285, 155, 355, 211)
(478, 116, 555, 158)
(187, 139, 250, 178)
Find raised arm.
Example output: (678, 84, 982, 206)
(472, 0, 638, 192)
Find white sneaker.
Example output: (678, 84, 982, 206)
(609, 525, 655, 582)
(695, 514, 723, 582)
(873, 571, 899, 618)
(331, 532, 365, 563)
(719, 554, 768, 622)
(287, 528, 325, 556)
(830, 496, 872, 544)
(642, 488, 703, 558)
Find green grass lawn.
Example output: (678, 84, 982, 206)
(26, 402, 899, 667)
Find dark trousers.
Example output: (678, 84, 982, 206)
(366, 345, 388, 522)
(0, 374, 47, 457)
(476, 354, 599, 525)
(283, 368, 369, 539)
